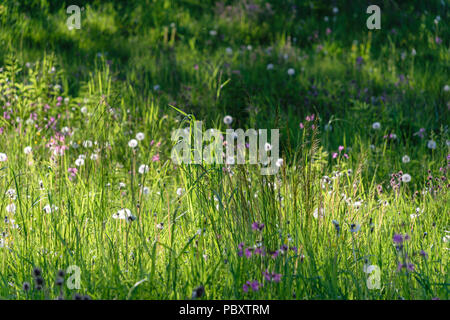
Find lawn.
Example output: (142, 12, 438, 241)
(0, 0, 448, 300)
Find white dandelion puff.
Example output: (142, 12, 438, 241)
(427, 140, 436, 149)
(75, 158, 85, 166)
(113, 208, 136, 222)
(401, 173, 411, 183)
(176, 188, 184, 196)
(275, 158, 283, 167)
(372, 122, 381, 130)
(128, 139, 138, 148)
(6, 203, 16, 213)
(138, 164, 149, 174)
(223, 115, 233, 125)
(136, 132, 145, 141)
(43, 204, 58, 214)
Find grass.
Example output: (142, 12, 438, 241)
(0, 0, 448, 300)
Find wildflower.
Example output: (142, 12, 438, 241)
(142, 186, 150, 195)
(393, 233, 408, 244)
(176, 188, 184, 196)
(402, 155, 410, 163)
(5, 189, 16, 200)
(75, 158, 85, 166)
(35, 276, 44, 287)
(82, 140, 93, 148)
(263, 270, 282, 283)
(350, 223, 361, 233)
(152, 154, 160, 162)
(299, 122, 304, 129)
(153, 85, 160, 91)
(223, 115, 233, 125)
(192, 285, 205, 299)
(313, 207, 324, 219)
(138, 164, 149, 174)
(398, 262, 415, 272)
(43, 204, 58, 214)
(372, 122, 381, 130)
(22, 282, 30, 292)
(401, 173, 411, 183)
(264, 143, 272, 152)
(209, 30, 217, 36)
(324, 124, 332, 132)
(24, 146, 32, 154)
(136, 132, 145, 141)
(419, 250, 428, 259)
(250, 280, 260, 291)
(332, 220, 340, 234)
(287, 68, 295, 76)
(6, 203, 16, 213)
(128, 139, 138, 148)
(32, 267, 42, 277)
(444, 85, 450, 92)
(356, 56, 364, 66)
(244, 248, 253, 258)
(275, 158, 283, 167)
(0, 153, 7, 162)
(251, 222, 265, 232)
(55, 277, 64, 287)
(427, 140, 436, 149)
(413, 128, 425, 138)
(112, 208, 136, 222)
(237, 242, 244, 257)
(225, 47, 233, 55)
(332, 7, 339, 14)
(266, 63, 274, 70)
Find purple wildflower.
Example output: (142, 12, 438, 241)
(419, 250, 428, 259)
(393, 234, 404, 244)
(244, 248, 253, 259)
(250, 280, 260, 291)
(251, 222, 264, 232)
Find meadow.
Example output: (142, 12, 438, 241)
(0, 0, 448, 300)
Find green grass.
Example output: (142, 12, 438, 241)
(0, 0, 448, 300)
